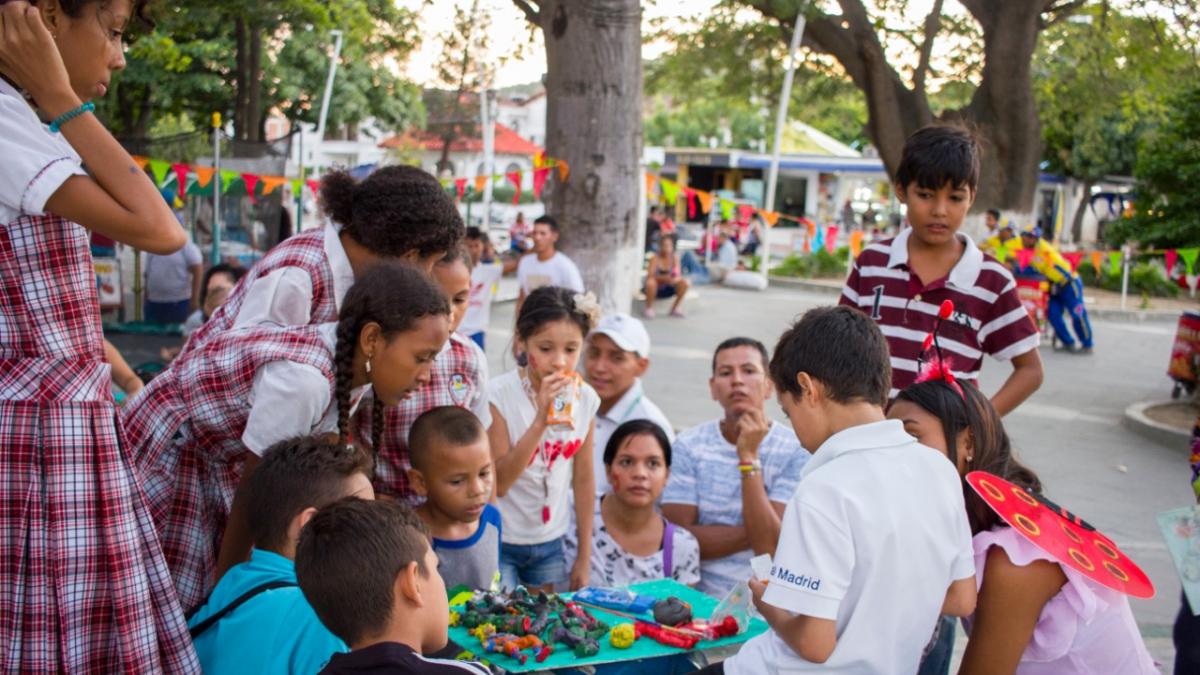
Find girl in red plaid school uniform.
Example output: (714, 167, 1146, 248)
(178, 165, 463, 360)
(0, 1, 200, 670)
(122, 264, 451, 613)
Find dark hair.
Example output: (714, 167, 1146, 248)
(246, 437, 374, 552)
(54, 0, 154, 29)
(711, 337, 768, 374)
(533, 214, 560, 233)
(986, 208, 1001, 220)
(320, 166, 463, 259)
(465, 226, 486, 241)
(515, 286, 593, 343)
(408, 406, 485, 472)
(437, 242, 473, 271)
(769, 306, 891, 407)
(295, 499, 431, 646)
(895, 125, 981, 193)
(335, 263, 450, 455)
(894, 380, 1041, 534)
(603, 419, 672, 467)
(657, 233, 678, 250)
(199, 263, 246, 308)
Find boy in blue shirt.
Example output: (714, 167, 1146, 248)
(187, 437, 374, 674)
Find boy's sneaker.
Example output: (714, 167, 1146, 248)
(643, 307, 656, 319)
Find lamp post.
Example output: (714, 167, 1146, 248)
(760, 9, 807, 287)
(298, 28, 344, 232)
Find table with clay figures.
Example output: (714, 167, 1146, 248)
(446, 579, 767, 673)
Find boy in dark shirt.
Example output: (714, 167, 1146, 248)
(296, 499, 489, 674)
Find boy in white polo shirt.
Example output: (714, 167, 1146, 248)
(710, 306, 976, 674)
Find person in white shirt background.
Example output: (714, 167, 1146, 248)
(144, 228, 203, 324)
(461, 227, 504, 350)
(515, 215, 584, 316)
(583, 312, 674, 491)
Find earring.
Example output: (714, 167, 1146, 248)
(365, 357, 372, 374)
(966, 455, 974, 462)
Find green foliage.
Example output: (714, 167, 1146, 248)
(1077, 260, 1179, 297)
(1105, 81, 1200, 248)
(773, 246, 849, 279)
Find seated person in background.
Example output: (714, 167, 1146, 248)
(566, 420, 700, 587)
(709, 227, 741, 283)
(643, 234, 690, 319)
(188, 437, 374, 675)
(584, 313, 674, 490)
(182, 263, 247, 337)
(296, 499, 490, 675)
(408, 406, 501, 591)
(662, 338, 808, 598)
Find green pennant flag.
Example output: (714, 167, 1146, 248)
(1108, 250, 1122, 271)
(719, 198, 735, 220)
(148, 159, 170, 187)
(220, 169, 240, 194)
(660, 180, 679, 206)
(291, 179, 303, 196)
(186, 177, 213, 197)
(1180, 248, 1200, 275)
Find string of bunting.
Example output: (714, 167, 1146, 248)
(438, 152, 569, 205)
(646, 173, 813, 231)
(132, 155, 318, 203)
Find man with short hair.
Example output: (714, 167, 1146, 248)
(515, 215, 584, 315)
(662, 338, 809, 598)
(584, 313, 674, 489)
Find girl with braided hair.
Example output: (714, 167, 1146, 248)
(122, 263, 451, 614)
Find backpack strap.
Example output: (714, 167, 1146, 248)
(662, 519, 675, 579)
(187, 580, 299, 639)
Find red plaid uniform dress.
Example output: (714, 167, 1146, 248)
(179, 228, 335, 358)
(0, 213, 199, 672)
(361, 333, 486, 501)
(123, 325, 335, 612)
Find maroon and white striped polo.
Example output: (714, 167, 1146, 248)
(839, 228, 1040, 397)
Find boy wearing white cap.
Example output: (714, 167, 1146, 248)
(584, 313, 675, 488)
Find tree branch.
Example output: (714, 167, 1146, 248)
(914, 0, 945, 101)
(1040, 0, 1089, 28)
(512, 0, 540, 25)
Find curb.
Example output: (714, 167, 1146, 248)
(1122, 400, 1192, 448)
(768, 276, 842, 297)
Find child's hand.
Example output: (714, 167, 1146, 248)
(735, 408, 771, 462)
(569, 557, 590, 591)
(533, 372, 570, 417)
(748, 577, 770, 614)
(0, 2, 80, 116)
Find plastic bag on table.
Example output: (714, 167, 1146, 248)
(709, 580, 753, 634)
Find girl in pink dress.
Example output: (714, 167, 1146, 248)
(890, 379, 1156, 674)
(0, 1, 198, 670)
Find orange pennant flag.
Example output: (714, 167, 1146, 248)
(474, 175, 488, 194)
(644, 173, 657, 197)
(556, 160, 569, 182)
(133, 156, 149, 170)
(1089, 250, 1104, 272)
(260, 176, 288, 195)
(533, 151, 546, 170)
(849, 230, 865, 257)
(758, 209, 780, 227)
(192, 166, 215, 188)
(696, 190, 714, 214)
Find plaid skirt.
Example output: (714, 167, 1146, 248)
(0, 398, 199, 673)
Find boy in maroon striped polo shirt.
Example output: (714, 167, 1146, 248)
(839, 126, 1043, 415)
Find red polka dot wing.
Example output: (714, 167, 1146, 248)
(965, 471, 1156, 599)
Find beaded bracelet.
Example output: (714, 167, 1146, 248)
(48, 102, 95, 133)
(738, 460, 762, 477)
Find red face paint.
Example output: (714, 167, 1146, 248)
(609, 475, 621, 492)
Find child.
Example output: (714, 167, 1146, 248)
(839, 125, 1043, 416)
(180, 164, 462, 358)
(488, 286, 600, 591)
(889, 379, 1156, 674)
(295, 499, 491, 674)
(367, 246, 490, 503)
(408, 406, 500, 591)
(460, 226, 505, 349)
(643, 233, 690, 319)
(0, 2, 198, 668)
(565, 420, 701, 587)
(188, 437, 375, 675)
(122, 263, 451, 611)
(713, 306, 976, 674)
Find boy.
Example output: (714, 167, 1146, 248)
(515, 215, 584, 314)
(295, 499, 490, 674)
(839, 125, 1042, 416)
(713, 306, 976, 674)
(408, 406, 501, 591)
(460, 227, 505, 349)
(187, 437, 375, 675)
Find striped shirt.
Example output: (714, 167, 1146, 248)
(839, 228, 1039, 397)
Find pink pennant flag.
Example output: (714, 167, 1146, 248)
(685, 189, 697, 219)
(532, 167, 550, 199)
(1063, 251, 1084, 272)
(738, 204, 755, 222)
(506, 170, 522, 204)
(172, 163, 190, 196)
(454, 178, 467, 201)
(240, 173, 260, 204)
(825, 225, 838, 254)
(306, 179, 320, 196)
(1165, 249, 1179, 277)
(1015, 248, 1036, 270)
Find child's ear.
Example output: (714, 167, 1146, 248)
(795, 372, 816, 405)
(396, 560, 425, 607)
(959, 428, 976, 463)
(894, 183, 908, 203)
(408, 468, 428, 497)
(287, 506, 320, 548)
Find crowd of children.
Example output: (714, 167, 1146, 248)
(0, 4, 1175, 671)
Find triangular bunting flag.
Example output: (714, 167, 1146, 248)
(1179, 248, 1200, 276)
(219, 169, 239, 194)
(660, 180, 679, 206)
(825, 226, 839, 254)
(645, 173, 657, 198)
(849, 230, 864, 257)
(758, 209, 779, 227)
(506, 170, 522, 205)
(813, 226, 825, 251)
(532, 168, 550, 200)
(472, 175, 487, 194)
(171, 163, 189, 193)
(149, 159, 170, 187)
(261, 176, 288, 195)
(291, 179, 303, 196)
(719, 198, 734, 221)
(454, 178, 468, 201)
(738, 204, 754, 222)
(439, 177, 452, 189)
(1015, 248, 1036, 270)
(193, 166, 215, 188)
(1089, 250, 1104, 273)
(133, 155, 149, 170)
(1165, 249, 1179, 277)
(533, 151, 546, 170)
(685, 189, 697, 219)
(1108, 251, 1122, 271)
(306, 179, 320, 196)
(696, 190, 714, 215)
(1063, 251, 1084, 272)
(556, 160, 569, 182)
(241, 173, 260, 197)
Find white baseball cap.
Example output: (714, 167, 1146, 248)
(590, 313, 651, 358)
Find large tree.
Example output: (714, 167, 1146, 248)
(513, 0, 644, 313)
(740, 0, 1091, 214)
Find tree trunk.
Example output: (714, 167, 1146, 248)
(534, 0, 643, 314)
(246, 22, 264, 144)
(1072, 180, 1093, 243)
(234, 17, 248, 142)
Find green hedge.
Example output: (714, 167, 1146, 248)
(772, 247, 850, 279)
(1077, 260, 1179, 297)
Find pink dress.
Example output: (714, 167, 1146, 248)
(965, 526, 1157, 674)
(0, 86, 199, 671)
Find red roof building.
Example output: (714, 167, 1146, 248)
(380, 123, 542, 156)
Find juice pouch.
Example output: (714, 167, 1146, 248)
(546, 371, 581, 429)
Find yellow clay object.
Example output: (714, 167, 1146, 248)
(610, 623, 636, 649)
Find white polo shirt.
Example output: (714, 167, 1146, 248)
(592, 379, 674, 489)
(727, 420, 974, 675)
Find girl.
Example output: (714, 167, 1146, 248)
(368, 245, 490, 502)
(123, 263, 451, 612)
(565, 420, 701, 587)
(888, 379, 1157, 674)
(178, 164, 462, 358)
(488, 286, 600, 591)
(0, 1, 198, 669)
(643, 233, 690, 319)
(181, 262, 247, 337)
